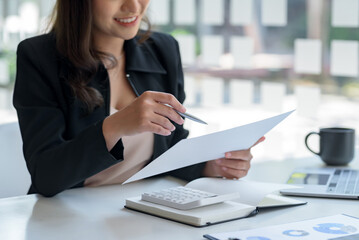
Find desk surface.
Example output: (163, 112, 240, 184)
(0, 156, 358, 240)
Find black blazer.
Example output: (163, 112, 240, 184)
(13, 32, 205, 197)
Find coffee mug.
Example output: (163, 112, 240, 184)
(305, 128, 355, 166)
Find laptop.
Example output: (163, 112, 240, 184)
(280, 168, 359, 199)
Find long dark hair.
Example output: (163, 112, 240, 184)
(49, 0, 151, 112)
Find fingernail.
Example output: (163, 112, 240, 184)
(226, 153, 231, 158)
(171, 126, 176, 131)
(216, 159, 222, 164)
(222, 167, 227, 171)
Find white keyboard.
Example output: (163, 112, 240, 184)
(141, 186, 240, 210)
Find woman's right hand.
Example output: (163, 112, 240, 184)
(102, 91, 186, 150)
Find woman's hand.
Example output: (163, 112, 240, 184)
(202, 137, 265, 179)
(103, 91, 185, 150)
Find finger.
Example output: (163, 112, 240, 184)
(224, 137, 264, 158)
(154, 103, 185, 125)
(148, 122, 172, 136)
(219, 167, 249, 179)
(224, 150, 253, 161)
(216, 158, 251, 171)
(251, 136, 265, 148)
(145, 91, 186, 113)
(136, 112, 173, 136)
(150, 113, 176, 132)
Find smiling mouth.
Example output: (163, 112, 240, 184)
(114, 16, 137, 24)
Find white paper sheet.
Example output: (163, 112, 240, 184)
(205, 214, 359, 240)
(201, 78, 224, 107)
(294, 39, 322, 74)
(202, 0, 224, 25)
(202, 36, 224, 66)
(174, 0, 196, 25)
(184, 76, 197, 106)
(175, 34, 196, 65)
(330, 40, 359, 77)
(40, 0, 56, 18)
(229, 79, 254, 108)
(295, 86, 321, 118)
(332, 0, 359, 27)
(0, 88, 11, 109)
(261, 82, 286, 112)
(123, 110, 294, 184)
(261, 0, 287, 26)
(230, 37, 254, 69)
(0, 59, 9, 85)
(230, 0, 253, 25)
(148, 0, 170, 25)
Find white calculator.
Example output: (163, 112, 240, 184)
(141, 186, 240, 210)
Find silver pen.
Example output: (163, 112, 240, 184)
(174, 110, 208, 125)
(165, 104, 207, 125)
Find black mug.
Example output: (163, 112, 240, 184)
(305, 128, 355, 166)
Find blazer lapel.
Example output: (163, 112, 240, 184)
(124, 37, 167, 74)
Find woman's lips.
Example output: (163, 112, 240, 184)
(114, 16, 138, 26)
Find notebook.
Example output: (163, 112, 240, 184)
(125, 177, 306, 227)
(280, 168, 359, 199)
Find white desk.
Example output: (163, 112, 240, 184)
(0, 156, 358, 240)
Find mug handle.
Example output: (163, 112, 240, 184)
(305, 132, 320, 155)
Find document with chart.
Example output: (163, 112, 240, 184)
(123, 110, 295, 184)
(204, 214, 359, 240)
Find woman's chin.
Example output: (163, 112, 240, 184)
(115, 31, 140, 40)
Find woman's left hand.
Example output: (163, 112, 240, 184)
(202, 136, 265, 179)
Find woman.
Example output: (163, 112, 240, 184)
(13, 0, 264, 197)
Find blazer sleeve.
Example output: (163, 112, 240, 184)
(13, 40, 121, 197)
(165, 38, 206, 181)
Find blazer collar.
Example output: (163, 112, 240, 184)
(59, 35, 167, 79)
(124, 37, 166, 74)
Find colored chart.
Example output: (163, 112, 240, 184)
(313, 223, 357, 235)
(282, 230, 310, 237)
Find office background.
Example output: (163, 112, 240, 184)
(0, 0, 358, 198)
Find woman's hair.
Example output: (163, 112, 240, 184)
(49, 0, 151, 112)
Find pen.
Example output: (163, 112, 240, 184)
(164, 104, 207, 125)
(174, 110, 208, 125)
